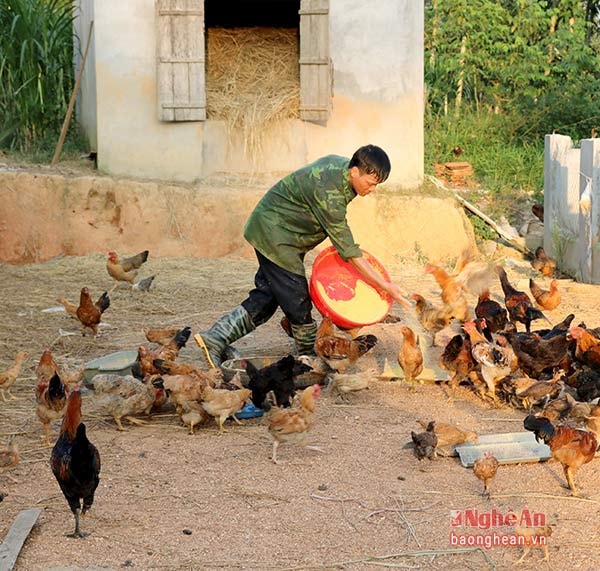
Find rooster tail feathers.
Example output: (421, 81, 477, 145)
(95, 291, 110, 313)
(355, 334, 378, 356)
(49, 372, 66, 399)
(523, 414, 554, 442)
(174, 326, 192, 349)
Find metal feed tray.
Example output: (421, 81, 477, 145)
(455, 432, 552, 468)
(83, 349, 138, 385)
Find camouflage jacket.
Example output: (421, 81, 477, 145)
(244, 155, 362, 275)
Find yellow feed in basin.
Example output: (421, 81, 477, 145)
(314, 280, 389, 323)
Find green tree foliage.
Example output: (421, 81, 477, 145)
(0, 0, 75, 151)
(426, 0, 600, 141)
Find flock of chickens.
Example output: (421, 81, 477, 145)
(0, 244, 598, 556)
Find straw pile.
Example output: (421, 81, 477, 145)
(206, 27, 300, 161)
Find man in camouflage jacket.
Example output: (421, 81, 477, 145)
(198, 144, 410, 367)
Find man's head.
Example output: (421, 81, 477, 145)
(348, 144, 391, 196)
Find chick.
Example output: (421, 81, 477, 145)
(514, 524, 553, 564)
(410, 422, 437, 460)
(417, 419, 477, 456)
(327, 369, 373, 402)
(0, 437, 19, 469)
(473, 451, 499, 498)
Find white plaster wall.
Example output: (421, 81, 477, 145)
(87, 0, 423, 186)
(73, 0, 97, 150)
(579, 139, 600, 283)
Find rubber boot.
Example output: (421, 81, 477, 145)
(198, 305, 255, 367)
(291, 321, 318, 356)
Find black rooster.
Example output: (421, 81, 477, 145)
(243, 355, 312, 409)
(51, 387, 101, 538)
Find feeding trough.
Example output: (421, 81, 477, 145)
(83, 350, 138, 386)
(309, 246, 393, 329)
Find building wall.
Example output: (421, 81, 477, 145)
(77, 0, 423, 185)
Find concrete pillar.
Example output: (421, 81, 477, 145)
(543, 134, 580, 278)
(579, 139, 600, 283)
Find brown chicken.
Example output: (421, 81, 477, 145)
(36, 372, 69, 446)
(0, 436, 19, 469)
(201, 386, 251, 434)
(531, 203, 544, 223)
(531, 246, 556, 277)
(268, 384, 321, 464)
(417, 419, 477, 455)
(473, 451, 499, 497)
(76, 287, 110, 337)
(314, 317, 377, 372)
(411, 293, 453, 344)
(514, 523, 553, 564)
(0, 351, 28, 401)
(439, 334, 479, 401)
(152, 357, 217, 384)
(92, 374, 160, 431)
(144, 326, 184, 346)
(529, 278, 561, 311)
(398, 325, 423, 390)
(475, 290, 507, 334)
(424, 263, 469, 321)
(411, 421, 437, 460)
(496, 266, 546, 332)
(524, 414, 598, 496)
(106, 250, 149, 289)
(36, 348, 59, 383)
(57, 297, 79, 319)
(131, 327, 191, 379)
(157, 373, 213, 411)
(570, 326, 600, 368)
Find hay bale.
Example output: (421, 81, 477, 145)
(206, 27, 300, 161)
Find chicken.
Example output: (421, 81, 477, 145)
(531, 246, 556, 277)
(439, 334, 479, 401)
(36, 372, 69, 446)
(314, 317, 377, 372)
(144, 326, 186, 346)
(152, 358, 219, 385)
(514, 524, 553, 564)
(410, 421, 437, 460)
(503, 329, 571, 379)
(57, 297, 79, 319)
(268, 384, 321, 464)
(106, 250, 149, 290)
(529, 278, 561, 311)
(463, 320, 515, 403)
(570, 326, 600, 368)
(517, 379, 564, 411)
(132, 275, 155, 292)
(201, 386, 251, 434)
(524, 414, 598, 496)
(179, 400, 211, 434)
(0, 436, 19, 469)
(36, 348, 59, 383)
(452, 145, 463, 157)
(51, 387, 100, 538)
(474, 290, 507, 334)
(397, 325, 424, 390)
(424, 264, 469, 322)
(157, 374, 211, 411)
(327, 369, 373, 401)
(417, 419, 477, 455)
(76, 287, 110, 336)
(531, 203, 544, 223)
(0, 351, 28, 401)
(243, 355, 312, 409)
(92, 374, 159, 431)
(131, 327, 191, 379)
(496, 266, 546, 332)
(411, 293, 453, 344)
(473, 451, 499, 497)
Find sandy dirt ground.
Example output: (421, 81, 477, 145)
(1, 251, 600, 571)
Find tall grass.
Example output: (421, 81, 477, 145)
(425, 109, 545, 230)
(0, 0, 76, 152)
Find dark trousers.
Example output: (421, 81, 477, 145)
(241, 250, 314, 326)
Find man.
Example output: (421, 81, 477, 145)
(198, 144, 410, 366)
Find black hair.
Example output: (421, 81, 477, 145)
(349, 144, 391, 183)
